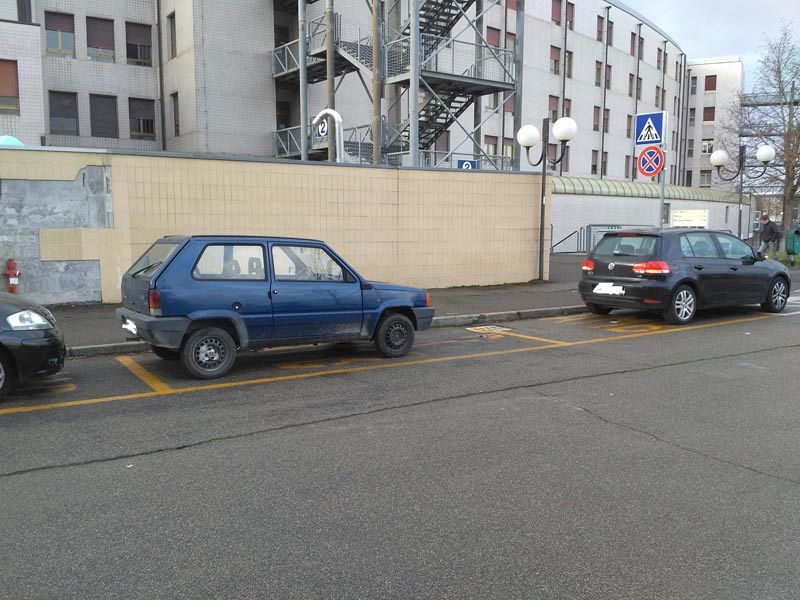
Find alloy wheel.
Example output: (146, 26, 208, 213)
(675, 289, 695, 322)
(772, 280, 788, 310)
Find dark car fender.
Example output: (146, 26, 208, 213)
(186, 310, 250, 350)
(362, 299, 421, 338)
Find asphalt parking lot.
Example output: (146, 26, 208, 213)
(3, 298, 800, 599)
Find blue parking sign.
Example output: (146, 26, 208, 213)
(457, 159, 478, 170)
(635, 111, 667, 146)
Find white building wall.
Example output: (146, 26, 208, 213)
(0, 20, 46, 145)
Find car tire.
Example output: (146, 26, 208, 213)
(0, 348, 14, 402)
(663, 284, 697, 325)
(374, 313, 415, 358)
(151, 345, 180, 361)
(586, 303, 613, 315)
(761, 277, 789, 313)
(180, 327, 237, 379)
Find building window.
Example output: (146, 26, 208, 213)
(673, 95, 678, 114)
(548, 95, 559, 121)
(663, 51, 668, 73)
(700, 169, 712, 187)
(655, 85, 661, 107)
(90, 94, 118, 138)
(591, 150, 598, 175)
(705, 74, 717, 91)
(605, 64, 612, 89)
(628, 73, 634, 97)
(675, 60, 680, 80)
(485, 135, 497, 156)
(662, 89, 666, 110)
(550, 46, 560, 75)
(625, 155, 631, 177)
(503, 137, 514, 159)
(596, 16, 604, 42)
(626, 114, 633, 138)
(607, 20, 614, 45)
(86, 17, 115, 62)
(686, 170, 693, 186)
(690, 76, 697, 95)
(565, 50, 573, 78)
(602, 151, 608, 176)
(566, 2, 574, 30)
(507, 0, 517, 9)
(636, 77, 642, 100)
(506, 32, 516, 54)
(596, 62, 603, 87)
(168, 12, 177, 59)
(563, 98, 571, 117)
(485, 92, 497, 110)
(603, 108, 610, 133)
(487, 27, 500, 47)
(630, 32, 636, 56)
(663, 202, 671, 224)
(593, 106, 600, 131)
(657, 47, 662, 70)
(687, 139, 694, 157)
(0, 60, 20, 115)
(45, 12, 75, 58)
(689, 108, 696, 126)
(171, 92, 180, 136)
(701, 139, 714, 154)
(49, 91, 78, 135)
(551, 0, 561, 25)
(638, 35, 644, 58)
(703, 106, 715, 122)
(129, 98, 155, 139)
(547, 143, 558, 163)
(126, 23, 152, 66)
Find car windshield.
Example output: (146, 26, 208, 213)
(592, 234, 658, 258)
(127, 242, 180, 278)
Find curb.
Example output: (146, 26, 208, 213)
(66, 305, 589, 358)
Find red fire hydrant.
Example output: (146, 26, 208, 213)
(5, 259, 20, 294)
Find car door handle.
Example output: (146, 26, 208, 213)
(693, 265, 704, 271)
(729, 266, 739, 271)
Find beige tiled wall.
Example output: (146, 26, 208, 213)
(3, 149, 548, 302)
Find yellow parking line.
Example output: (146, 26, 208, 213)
(487, 330, 570, 346)
(115, 355, 173, 393)
(0, 312, 777, 417)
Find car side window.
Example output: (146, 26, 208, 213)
(714, 234, 755, 260)
(272, 245, 349, 282)
(678, 235, 695, 257)
(193, 244, 267, 280)
(683, 232, 719, 259)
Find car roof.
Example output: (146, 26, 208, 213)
(156, 234, 325, 244)
(603, 228, 735, 237)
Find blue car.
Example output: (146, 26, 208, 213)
(116, 236, 435, 379)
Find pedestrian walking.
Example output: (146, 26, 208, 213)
(759, 215, 780, 260)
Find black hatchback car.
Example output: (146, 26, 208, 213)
(579, 229, 791, 324)
(0, 292, 65, 399)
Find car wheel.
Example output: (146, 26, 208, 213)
(151, 345, 180, 361)
(663, 284, 697, 325)
(0, 349, 14, 401)
(181, 327, 237, 379)
(761, 277, 789, 313)
(374, 314, 415, 358)
(586, 303, 613, 315)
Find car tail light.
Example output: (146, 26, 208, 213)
(148, 290, 162, 316)
(581, 259, 595, 271)
(632, 261, 671, 275)
(425, 292, 431, 307)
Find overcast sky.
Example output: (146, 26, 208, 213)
(621, 0, 800, 89)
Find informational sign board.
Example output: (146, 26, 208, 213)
(671, 209, 710, 228)
(637, 145, 665, 178)
(635, 111, 667, 146)
(317, 119, 328, 138)
(457, 159, 478, 170)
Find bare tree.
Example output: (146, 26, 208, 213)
(740, 21, 800, 235)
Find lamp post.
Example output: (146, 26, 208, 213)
(517, 117, 578, 282)
(709, 143, 776, 238)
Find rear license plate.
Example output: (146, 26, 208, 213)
(593, 282, 625, 296)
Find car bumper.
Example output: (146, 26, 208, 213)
(0, 327, 66, 380)
(413, 307, 435, 331)
(116, 308, 190, 350)
(579, 278, 671, 310)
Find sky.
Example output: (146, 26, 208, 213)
(621, 0, 800, 90)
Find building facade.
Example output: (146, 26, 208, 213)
(0, 0, 742, 189)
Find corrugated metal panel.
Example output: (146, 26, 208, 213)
(552, 177, 738, 204)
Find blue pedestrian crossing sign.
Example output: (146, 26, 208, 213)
(635, 111, 667, 146)
(457, 159, 478, 170)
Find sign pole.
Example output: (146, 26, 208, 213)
(658, 149, 667, 230)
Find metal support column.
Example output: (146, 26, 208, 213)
(512, 0, 525, 170)
(298, 0, 309, 160)
(473, 0, 484, 159)
(325, 0, 336, 161)
(409, 0, 420, 166)
(371, 0, 382, 163)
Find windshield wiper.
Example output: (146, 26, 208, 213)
(130, 261, 162, 277)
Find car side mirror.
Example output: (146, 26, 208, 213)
(742, 255, 757, 265)
(755, 251, 765, 261)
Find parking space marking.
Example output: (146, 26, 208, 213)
(0, 312, 778, 417)
(467, 326, 570, 346)
(115, 355, 173, 393)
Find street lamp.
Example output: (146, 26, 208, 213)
(517, 117, 578, 282)
(709, 143, 775, 238)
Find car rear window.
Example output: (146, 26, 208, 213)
(127, 242, 180, 278)
(592, 234, 659, 258)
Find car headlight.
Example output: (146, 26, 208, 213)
(6, 310, 53, 330)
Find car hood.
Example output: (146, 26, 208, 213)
(368, 281, 425, 294)
(0, 292, 55, 326)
